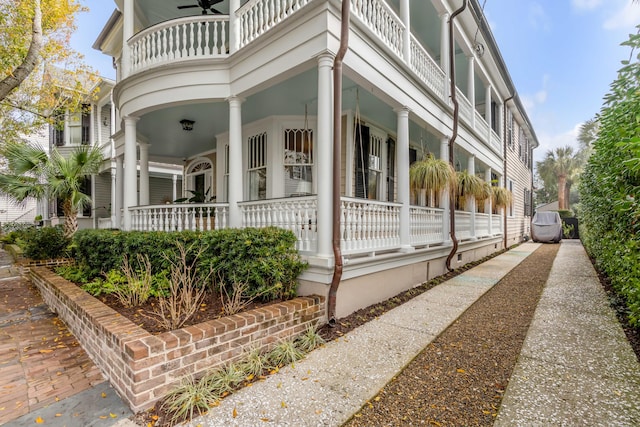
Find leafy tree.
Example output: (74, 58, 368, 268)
(580, 26, 640, 325)
(0, 0, 94, 142)
(0, 142, 103, 237)
(535, 146, 579, 211)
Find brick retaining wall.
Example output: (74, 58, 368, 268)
(29, 267, 326, 412)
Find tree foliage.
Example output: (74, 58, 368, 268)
(0, 141, 103, 237)
(579, 26, 640, 325)
(0, 0, 95, 142)
(535, 146, 580, 210)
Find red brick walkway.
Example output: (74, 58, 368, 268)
(0, 256, 104, 425)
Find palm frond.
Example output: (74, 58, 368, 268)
(455, 170, 484, 205)
(409, 153, 456, 194)
(492, 186, 513, 208)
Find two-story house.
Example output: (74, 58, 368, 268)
(92, 0, 538, 318)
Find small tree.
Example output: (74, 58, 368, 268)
(0, 142, 103, 237)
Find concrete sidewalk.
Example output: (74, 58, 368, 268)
(183, 243, 542, 427)
(495, 240, 640, 426)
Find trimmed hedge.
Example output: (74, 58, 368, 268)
(72, 227, 307, 301)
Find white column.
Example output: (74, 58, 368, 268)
(316, 53, 334, 258)
(400, 0, 410, 64)
(485, 85, 492, 140)
(90, 104, 96, 146)
(139, 142, 150, 205)
(115, 156, 124, 229)
(440, 137, 451, 242)
(229, 0, 240, 53)
(172, 174, 178, 202)
(467, 55, 475, 127)
(467, 155, 476, 240)
(485, 167, 493, 235)
(110, 167, 117, 227)
(440, 13, 450, 102)
(123, 116, 139, 230)
(122, 0, 135, 78)
(396, 107, 412, 251)
(228, 97, 244, 228)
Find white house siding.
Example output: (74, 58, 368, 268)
(94, 173, 112, 220)
(150, 176, 180, 205)
(505, 118, 533, 245)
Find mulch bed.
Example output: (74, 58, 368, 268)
(344, 243, 559, 426)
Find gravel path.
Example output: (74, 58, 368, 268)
(345, 243, 559, 426)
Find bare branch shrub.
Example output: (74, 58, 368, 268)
(155, 242, 209, 330)
(216, 274, 280, 316)
(114, 254, 153, 307)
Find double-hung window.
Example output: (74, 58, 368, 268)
(284, 128, 313, 196)
(247, 133, 267, 201)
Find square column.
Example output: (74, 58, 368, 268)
(400, 0, 410, 64)
(485, 167, 493, 235)
(227, 97, 244, 228)
(115, 155, 124, 229)
(440, 13, 450, 102)
(122, 0, 135, 77)
(123, 116, 139, 230)
(139, 142, 150, 206)
(467, 56, 475, 127)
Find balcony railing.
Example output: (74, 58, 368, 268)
(410, 206, 445, 246)
(455, 210, 472, 240)
(239, 196, 318, 253)
(340, 197, 402, 255)
(238, 0, 311, 48)
(475, 212, 491, 237)
(410, 34, 445, 101)
(129, 203, 229, 232)
(129, 15, 229, 73)
(491, 213, 503, 233)
(351, 0, 404, 57)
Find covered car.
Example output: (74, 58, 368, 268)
(531, 211, 563, 243)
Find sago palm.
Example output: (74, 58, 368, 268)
(0, 141, 103, 237)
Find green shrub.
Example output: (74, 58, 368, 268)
(200, 227, 306, 301)
(21, 226, 70, 260)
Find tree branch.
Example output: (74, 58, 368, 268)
(0, 0, 43, 102)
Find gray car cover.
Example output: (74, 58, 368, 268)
(531, 211, 563, 243)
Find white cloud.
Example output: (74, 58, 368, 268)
(572, 0, 603, 11)
(521, 74, 550, 114)
(529, 2, 551, 31)
(603, 1, 640, 30)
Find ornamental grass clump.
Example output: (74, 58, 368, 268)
(268, 337, 305, 368)
(296, 323, 325, 353)
(161, 375, 219, 426)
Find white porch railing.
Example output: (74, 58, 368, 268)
(410, 206, 445, 246)
(239, 196, 318, 253)
(490, 130, 502, 153)
(492, 214, 503, 234)
(97, 218, 113, 229)
(475, 110, 490, 140)
(455, 210, 472, 240)
(410, 34, 446, 101)
(129, 15, 229, 74)
(456, 87, 473, 123)
(475, 212, 490, 237)
(340, 197, 401, 255)
(129, 204, 229, 232)
(238, 0, 311, 48)
(351, 0, 404, 57)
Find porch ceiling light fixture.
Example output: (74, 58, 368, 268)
(180, 119, 195, 131)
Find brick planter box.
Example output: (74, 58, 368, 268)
(29, 267, 326, 412)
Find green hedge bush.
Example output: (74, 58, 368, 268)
(71, 227, 306, 301)
(1, 225, 70, 260)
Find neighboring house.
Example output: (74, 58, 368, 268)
(48, 76, 182, 230)
(536, 201, 559, 212)
(92, 0, 538, 318)
(0, 126, 48, 226)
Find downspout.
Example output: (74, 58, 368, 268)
(503, 95, 514, 249)
(444, 0, 467, 272)
(328, 0, 350, 326)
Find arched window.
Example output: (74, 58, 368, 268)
(185, 158, 213, 202)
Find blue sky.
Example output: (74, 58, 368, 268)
(70, 1, 640, 162)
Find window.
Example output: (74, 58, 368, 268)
(506, 110, 514, 149)
(524, 188, 531, 217)
(247, 133, 267, 201)
(355, 124, 385, 200)
(186, 158, 213, 202)
(284, 128, 313, 196)
(68, 104, 90, 145)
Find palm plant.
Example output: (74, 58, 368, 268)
(455, 170, 484, 206)
(535, 146, 578, 210)
(476, 180, 493, 203)
(409, 153, 456, 204)
(0, 141, 103, 237)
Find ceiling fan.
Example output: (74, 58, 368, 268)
(177, 0, 224, 15)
